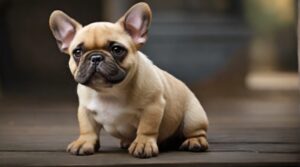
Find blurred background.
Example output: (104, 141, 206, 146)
(0, 0, 298, 101)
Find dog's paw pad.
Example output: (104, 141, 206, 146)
(179, 136, 208, 152)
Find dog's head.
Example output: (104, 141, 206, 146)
(49, 3, 152, 90)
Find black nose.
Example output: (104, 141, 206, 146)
(91, 54, 104, 63)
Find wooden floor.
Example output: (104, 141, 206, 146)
(0, 91, 299, 166)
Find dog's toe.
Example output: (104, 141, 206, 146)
(179, 136, 208, 152)
(67, 139, 99, 155)
(128, 136, 159, 158)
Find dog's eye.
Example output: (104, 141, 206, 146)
(111, 45, 126, 57)
(72, 48, 83, 58)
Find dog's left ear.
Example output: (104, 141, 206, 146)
(117, 2, 152, 49)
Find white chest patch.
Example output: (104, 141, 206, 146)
(86, 95, 139, 140)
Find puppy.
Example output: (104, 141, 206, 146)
(49, 2, 208, 158)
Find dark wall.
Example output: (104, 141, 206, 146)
(0, 0, 105, 95)
(0, 0, 250, 96)
(2, 0, 296, 97)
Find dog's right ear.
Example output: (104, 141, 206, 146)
(49, 10, 82, 53)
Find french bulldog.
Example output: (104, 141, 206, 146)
(49, 2, 209, 158)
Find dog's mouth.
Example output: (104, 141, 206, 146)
(74, 61, 126, 85)
(74, 62, 96, 84)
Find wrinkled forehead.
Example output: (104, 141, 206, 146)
(70, 22, 132, 50)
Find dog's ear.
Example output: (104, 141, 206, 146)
(117, 2, 152, 49)
(49, 10, 82, 53)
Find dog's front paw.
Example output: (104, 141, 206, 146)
(67, 136, 99, 155)
(128, 135, 159, 158)
(179, 136, 208, 152)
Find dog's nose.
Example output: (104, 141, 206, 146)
(91, 54, 104, 63)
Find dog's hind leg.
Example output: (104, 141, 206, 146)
(179, 94, 209, 152)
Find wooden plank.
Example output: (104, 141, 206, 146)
(1, 126, 299, 151)
(0, 151, 299, 167)
(209, 143, 300, 153)
(0, 143, 299, 154)
(1, 96, 298, 128)
(1, 125, 299, 153)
